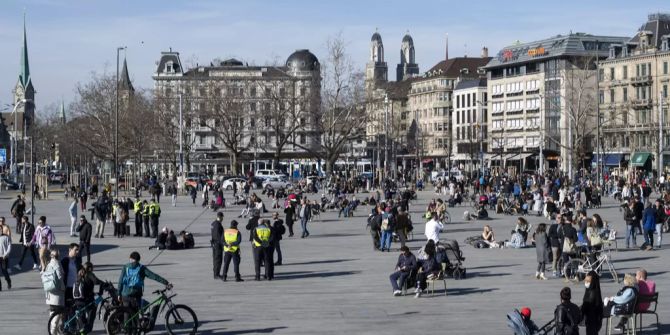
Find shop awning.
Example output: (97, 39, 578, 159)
(630, 152, 651, 167)
(593, 153, 623, 166)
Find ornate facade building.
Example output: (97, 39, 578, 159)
(599, 13, 670, 173)
(152, 49, 321, 174)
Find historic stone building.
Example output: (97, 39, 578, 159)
(152, 49, 321, 174)
(598, 13, 670, 174)
(484, 33, 628, 175)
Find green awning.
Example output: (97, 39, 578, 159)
(630, 152, 651, 167)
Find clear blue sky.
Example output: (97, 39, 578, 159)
(0, 0, 667, 112)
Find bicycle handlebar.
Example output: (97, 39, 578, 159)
(152, 284, 173, 295)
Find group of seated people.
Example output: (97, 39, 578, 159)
(150, 227, 195, 250)
(388, 239, 461, 298)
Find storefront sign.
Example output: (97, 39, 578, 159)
(527, 46, 547, 57)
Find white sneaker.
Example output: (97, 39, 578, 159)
(414, 291, 421, 298)
(13, 264, 21, 271)
(33, 264, 39, 270)
(393, 290, 401, 296)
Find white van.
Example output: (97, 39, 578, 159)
(255, 169, 287, 180)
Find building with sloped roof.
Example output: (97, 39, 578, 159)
(152, 48, 321, 175)
(599, 13, 670, 174)
(484, 32, 628, 176)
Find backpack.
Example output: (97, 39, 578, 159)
(40, 226, 52, 246)
(123, 265, 144, 290)
(381, 218, 390, 231)
(183, 232, 195, 249)
(72, 279, 84, 300)
(41, 269, 60, 292)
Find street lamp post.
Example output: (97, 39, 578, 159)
(115, 46, 126, 198)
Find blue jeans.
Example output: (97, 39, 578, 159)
(380, 230, 392, 250)
(656, 223, 663, 248)
(389, 271, 410, 291)
(625, 224, 637, 248)
(300, 218, 309, 237)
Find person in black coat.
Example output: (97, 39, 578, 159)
(554, 287, 582, 335)
(581, 271, 603, 335)
(79, 262, 105, 333)
(559, 219, 578, 264)
(633, 196, 644, 235)
(210, 212, 224, 279)
(369, 206, 382, 251)
(77, 216, 93, 264)
(61, 243, 83, 307)
(284, 204, 295, 237)
(271, 213, 285, 265)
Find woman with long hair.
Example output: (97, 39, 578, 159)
(532, 223, 549, 280)
(581, 271, 603, 335)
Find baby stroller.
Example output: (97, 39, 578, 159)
(506, 309, 554, 335)
(590, 191, 601, 208)
(441, 240, 466, 279)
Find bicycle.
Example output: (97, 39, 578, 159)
(563, 248, 619, 283)
(105, 286, 198, 335)
(47, 282, 119, 335)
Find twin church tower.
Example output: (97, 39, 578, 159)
(366, 31, 420, 86)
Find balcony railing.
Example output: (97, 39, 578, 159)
(631, 75, 652, 86)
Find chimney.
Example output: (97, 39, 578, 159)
(481, 47, 489, 58)
(445, 33, 449, 60)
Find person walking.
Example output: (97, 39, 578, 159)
(94, 191, 112, 238)
(190, 187, 197, 206)
(271, 213, 285, 265)
(623, 199, 637, 248)
(379, 207, 395, 252)
(133, 197, 143, 237)
(369, 206, 382, 251)
(424, 212, 443, 243)
(642, 201, 656, 250)
(68, 197, 78, 237)
(77, 216, 93, 264)
(394, 208, 411, 249)
(532, 223, 549, 280)
(149, 199, 161, 238)
(79, 190, 88, 211)
(170, 185, 177, 207)
(548, 214, 564, 277)
(15, 216, 38, 271)
(0, 230, 12, 290)
(580, 271, 604, 335)
(654, 199, 665, 249)
(10, 195, 26, 235)
(30, 216, 54, 272)
(299, 199, 311, 238)
(252, 219, 273, 281)
(284, 202, 295, 237)
(117, 251, 171, 315)
(222, 220, 243, 282)
(211, 212, 224, 279)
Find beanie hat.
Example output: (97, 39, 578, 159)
(520, 307, 531, 319)
(129, 251, 141, 262)
(230, 220, 239, 228)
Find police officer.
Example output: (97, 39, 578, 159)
(211, 212, 224, 279)
(133, 197, 143, 236)
(252, 219, 273, 281)
(142, 200, 151, 238)
(222, 220, 243, 282)
(149, 199, 161, 238)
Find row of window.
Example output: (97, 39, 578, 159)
(491, 136, 540, 148)
(455, 125, 487, 141)
(164, 85, 309, 98)
(491, 80, 540, 95)
(600, 85, 669, 103)
(491, 117, 540, 130)
(454, 92, 487, 108)
(601, 62, 670, 81)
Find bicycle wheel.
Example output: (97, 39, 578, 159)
(563, 259, 585, 283)
(607, 260, 619, 283)
(106, 307, 139, 335)
(165, 304, 198, 335)
(47, 311, 67, 335)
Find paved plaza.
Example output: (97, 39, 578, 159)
(0, 189, 668, 334)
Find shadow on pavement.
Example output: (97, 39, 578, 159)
(468, 264, 521, 270)
(467, 271, 512, 278)
(446, 287, 499, 296)
(276, 270, 360, 280)
(220, 326, 288, 334)
(615, 256, 659, 263)
(284, 258, 357, 266)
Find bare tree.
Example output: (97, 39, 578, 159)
(153, 89, 198, 176)
(313, 35, 367, 175)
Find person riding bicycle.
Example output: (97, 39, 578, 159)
(118, 251, 172, 314)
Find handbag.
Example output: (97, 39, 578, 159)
(589, 232, 603, 246)
(562, 237, 576, 253)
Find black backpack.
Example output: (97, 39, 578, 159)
(183, 232, 195, 249)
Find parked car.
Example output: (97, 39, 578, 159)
(222, 178, 247, 191)
(255, 169, 288, 180)
(2, 178, 19, 190)
(262, 177, 291, 190)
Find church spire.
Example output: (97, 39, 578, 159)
(59, 100, 66, 124)
(19, 13, 31, 89)
(119, 57, 134, 92)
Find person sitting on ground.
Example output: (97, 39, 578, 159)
(635, 268, 656, 313)
(150, 227, 169, 250)
(506, 229, 526, 249)
(389, 246, 417, 296)
(554, 287, 582, 335)
(470, 205, 489, 221)
(165, 230, 179, 250)
(478, 225, 499, 248)
(515, 217, 532, 243)
(603, 273, 639, 332)
(178, 231, 195, 249)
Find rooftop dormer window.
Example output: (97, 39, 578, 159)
(166, 61, 174, 73)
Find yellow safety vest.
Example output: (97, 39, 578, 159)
(134, 201, 142, 212)
(223, 229, 239, 252)
(253, 226, 271, 247)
